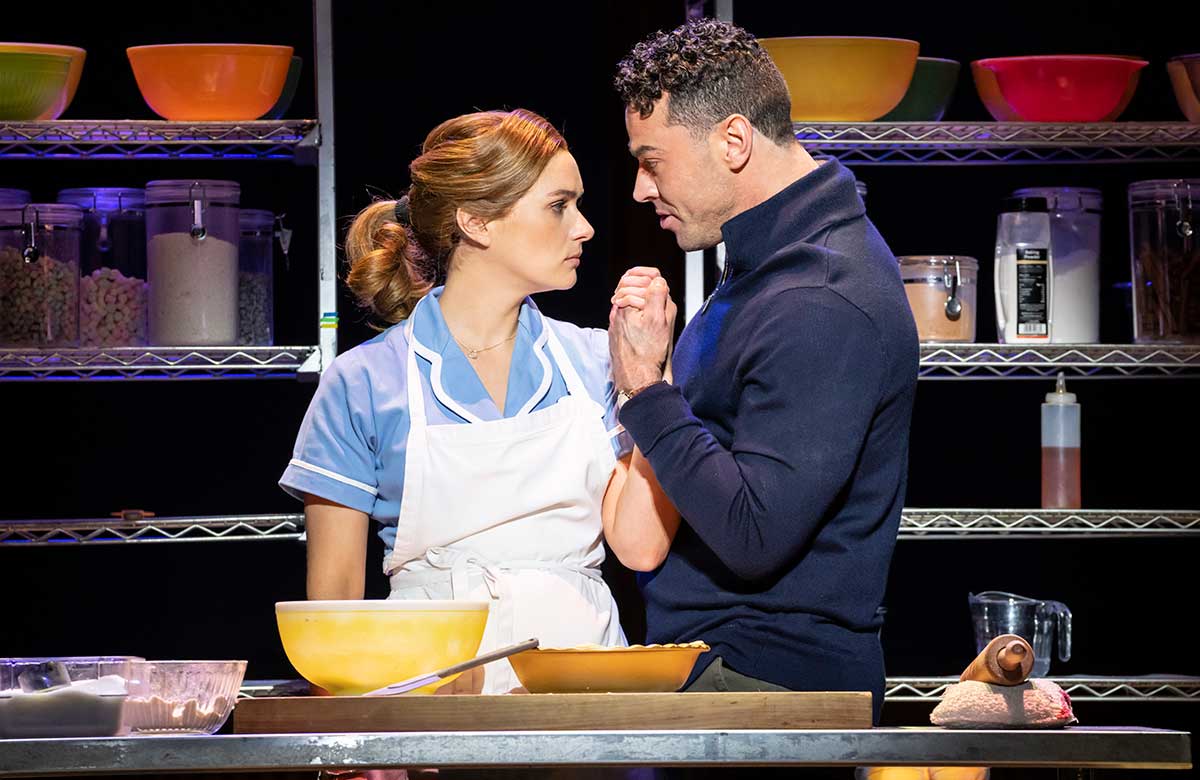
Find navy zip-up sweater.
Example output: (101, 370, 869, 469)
(619, 159, 918, 723)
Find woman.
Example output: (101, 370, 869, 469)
(280, 109, 677, 694)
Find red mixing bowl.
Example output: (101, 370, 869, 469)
(975, 55, 1148, 122)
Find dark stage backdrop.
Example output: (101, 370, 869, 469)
(3, 0, 1198, 747)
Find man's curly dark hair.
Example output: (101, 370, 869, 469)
(614, 18, 794, 145)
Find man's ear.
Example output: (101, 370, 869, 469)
(717, 113, 754, 173)
(456, 207, 491, 248)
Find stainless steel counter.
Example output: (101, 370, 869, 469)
(0, 727, 1190, 776)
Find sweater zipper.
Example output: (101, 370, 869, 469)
(700, 253, 731, 315)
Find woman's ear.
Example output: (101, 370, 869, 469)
(456, 207, 491, 248)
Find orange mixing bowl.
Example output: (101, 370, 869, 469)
(0, 43, 86, 119)
(1168, 57, 1200, 122)
(127, 44, 293, 121)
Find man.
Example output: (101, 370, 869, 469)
(606, 18, 918, 723)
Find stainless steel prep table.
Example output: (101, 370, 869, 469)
(0, 727, 1190, 777)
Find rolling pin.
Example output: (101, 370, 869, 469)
(960, 634, 1035, 685)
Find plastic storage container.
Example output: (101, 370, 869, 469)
(898, 256, 978, 342)
(1041, 373, 1081, 509)
(238, 209, 275, 346)
(145, 179, 240, 346)
(1128, 179, 1199, 343)
(0, 656, 140, 739)
(0, 203, 83, 347)
(0, 188, 31, 208)
(995, 196, 1053, 343)
(58, 188, 148, 347)
(1013, 187, 1102, 344)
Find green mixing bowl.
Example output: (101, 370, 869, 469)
(879, 57, 961, 122)
(0, 51, 72, 120)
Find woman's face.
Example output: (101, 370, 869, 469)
(486, 151, 594, 293)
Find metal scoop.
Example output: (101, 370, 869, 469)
(17, 661, 72, 693)
(363, 638, 539, 696)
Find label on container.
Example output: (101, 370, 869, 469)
(1016, 248, 1050, 338)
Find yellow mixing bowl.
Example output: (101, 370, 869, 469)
(0, 43, 86, 120)
(276, 600, 489, 696)
(758, 36, 919, 122)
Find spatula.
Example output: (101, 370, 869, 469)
(363, 638, 539, 696)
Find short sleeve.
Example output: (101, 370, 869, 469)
(279, 358, 380, 514)
(586, 328, 635, 460)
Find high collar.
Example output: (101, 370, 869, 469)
(719, 158, 865, 273)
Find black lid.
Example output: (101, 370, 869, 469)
(1001, 196, 1049, 213)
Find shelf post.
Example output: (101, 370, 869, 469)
(310, 0, 338, 378)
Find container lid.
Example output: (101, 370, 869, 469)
(897, 255, 979, 272)
(1012, 186, 1101, 213)
(145, 179, 240, 205)
(0, 188, 31, 208)
(1001, 196, 1048, 213)
(1044, 373, 1077, 405)
(57, 188, 146, 213)
(0, 203, 84, 227)
(239, 209, 275, 231)
(1128, 179, 1199, 204)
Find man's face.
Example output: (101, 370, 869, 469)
(625, 96, 734, 251)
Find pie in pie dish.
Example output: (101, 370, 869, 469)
(508, 642, 710, 693)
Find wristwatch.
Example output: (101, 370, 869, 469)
(617, 379, 666, 408)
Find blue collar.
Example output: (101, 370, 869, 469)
(402, 287, 552, 421)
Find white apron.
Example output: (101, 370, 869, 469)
(385, 296, 626, 694)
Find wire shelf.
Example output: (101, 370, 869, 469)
(796, 122, 1200, 165)
(0, 120, 318, 161)
(918, 344, 1200, 379)
(886, 676, 1200, 703)
(900, 509, 1200, 539)
(0, 346, 320, 381)
(0, 514, 303, 546)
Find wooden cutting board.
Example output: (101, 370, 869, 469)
(234, 692, 873, 733)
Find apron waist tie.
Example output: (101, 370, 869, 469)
(387, 546, 604, 597)
(387, 547, 606, 664)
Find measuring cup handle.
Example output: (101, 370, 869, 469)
(1047, 600, 1072, 662)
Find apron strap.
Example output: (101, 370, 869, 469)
(514, 321, 553, 417)
(542, 319, 591, 400)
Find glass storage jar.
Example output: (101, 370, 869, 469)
(145, 179, 240, 346)
(1128, 179, 1200, 343)
(0, 204, 83, 347)
(58, 188, 148, 347)
(0, 189, 31, 208)
(238, 209, 275, 346)
(898, 255, 979, 342)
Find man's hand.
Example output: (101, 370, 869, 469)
(609, 267, 676, 394)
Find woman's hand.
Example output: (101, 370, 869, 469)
(610, 267, 677, 389)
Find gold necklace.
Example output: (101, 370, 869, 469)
(453, 327, 518, 360)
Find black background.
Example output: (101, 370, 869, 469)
(3, 0, 1199, 751)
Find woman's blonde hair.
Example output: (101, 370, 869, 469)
(345, 109, 568, 324)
